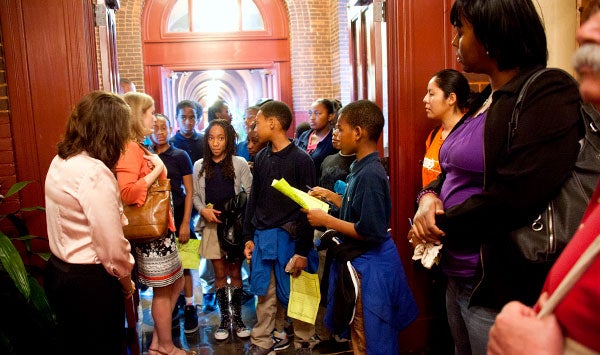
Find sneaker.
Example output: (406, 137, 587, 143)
(214, 327, 229, 341)
(271, 330, 290, 351)
(234, 323, 251, 338)
(202, 293, 217, 313)
(247, 343, 276, 355)
(183, 305, 199, 333)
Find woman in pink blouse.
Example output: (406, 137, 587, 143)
(116, 92, 195, 355)
(44, 91, 136, 354)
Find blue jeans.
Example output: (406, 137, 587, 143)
(446, 276, 498, 355)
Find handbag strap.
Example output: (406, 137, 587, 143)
(135, 141, 152, 155)
(507, 68, 555, 149)
(537, 235, 600, 318)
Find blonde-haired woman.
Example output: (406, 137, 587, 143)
(116, 92, 195, 355)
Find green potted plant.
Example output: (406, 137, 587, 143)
(0, 181, 55, 354)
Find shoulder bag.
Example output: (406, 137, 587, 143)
(122, 143, 172, 242)
(508, 68, 600, 263)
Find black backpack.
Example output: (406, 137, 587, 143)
(217, 189, 248, 261)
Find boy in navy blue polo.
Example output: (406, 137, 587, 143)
(303, 100, 418, 354)
(243, 100, 318, 355)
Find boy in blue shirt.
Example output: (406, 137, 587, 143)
(243, 100, 318, 355)
(303, 100, 418, 354)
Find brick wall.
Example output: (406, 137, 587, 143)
(464, 73, 490, 93)
(114, 0, 351, 120)
(115, 0, 146, 93)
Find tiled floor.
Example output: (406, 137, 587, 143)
(134, 270, 352, 355)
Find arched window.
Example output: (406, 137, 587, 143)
(167, 0, 264, 33)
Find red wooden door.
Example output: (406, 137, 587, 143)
(0, 0, 100, 239)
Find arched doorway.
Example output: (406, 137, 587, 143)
(142, 0, 291, 133)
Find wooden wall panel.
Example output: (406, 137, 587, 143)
(387, 0, 457, 352)
(1, 0, 98, 237)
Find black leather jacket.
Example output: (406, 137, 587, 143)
(426, 66, 583, 309)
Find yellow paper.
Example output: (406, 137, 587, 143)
(271, 178, 329, 212)
(287, 271, 321, 324)
(177, 238, 201, 270)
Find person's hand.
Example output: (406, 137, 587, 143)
(412, 193, 445, 243)
(487, 300, 563, 355)
(144, 154, 164, 172)
(290, 255, 307, 278)
(244, 241, 255, 261)
(407, 229, 420, 248)
(178, 225, 190, 243)
(302, 208, 330, 227)
(307, 186, 334, 201)
(201, 206, 222, 224)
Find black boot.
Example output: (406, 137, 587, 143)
(214, 287, 230, 340)
(231, 286, 250, 338)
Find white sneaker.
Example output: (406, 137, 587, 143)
(215, 327, 229, 340)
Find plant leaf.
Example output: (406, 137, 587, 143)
(35, 252, 52, 261)
(5, 181, 33, 198)
(28, 275, 55, 325)
(20, 206, 45, 212)
(0, 232, 30, 300)
(12, 235, 39, 241)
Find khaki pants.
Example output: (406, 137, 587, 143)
(350, 274, 366, 354)
(250, 269, 316, 349)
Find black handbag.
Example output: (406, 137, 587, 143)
(217, 189, 248, 261)
(508, 68, 600, 263)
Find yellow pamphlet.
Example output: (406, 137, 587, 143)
(177, 238, 201, 270)
(287, 271, 321, 324)
(271, 178, 329, 212)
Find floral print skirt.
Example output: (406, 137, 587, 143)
(132, 233, 183, 287)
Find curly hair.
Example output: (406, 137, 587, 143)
(200, 119, 237, 181)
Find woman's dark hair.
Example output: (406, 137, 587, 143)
(432, 69, 471, 111)
(314, 98, 335, 115)
(200, 119, 236, 181)
(57, 91, 131, 169)
(450, 0, 547, 71)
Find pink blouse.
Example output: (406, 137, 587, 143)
(45, 152, 134, 277)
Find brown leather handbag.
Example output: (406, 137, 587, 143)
(122, 179, 171, 242)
